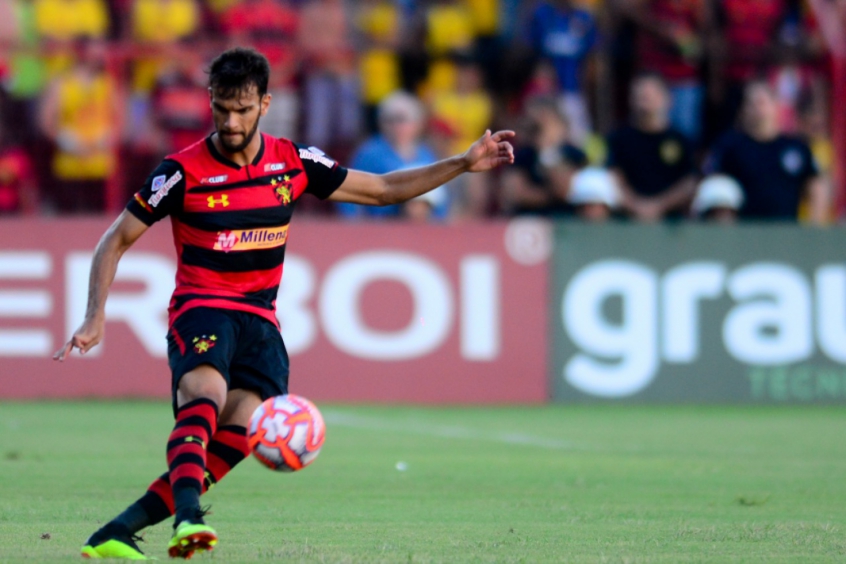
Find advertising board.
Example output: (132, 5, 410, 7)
(552, 223, 846, 403)
(0, 218, 548, 403)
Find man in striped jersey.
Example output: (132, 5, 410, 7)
(54, 47, 514, 560)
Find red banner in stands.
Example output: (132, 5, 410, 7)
(0, 218, 549, 403)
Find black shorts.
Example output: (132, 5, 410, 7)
(167, 307, 289, 414)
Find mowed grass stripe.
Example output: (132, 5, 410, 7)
(0, 402, 844, 563)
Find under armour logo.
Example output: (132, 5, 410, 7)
(207, 195, 229, 208)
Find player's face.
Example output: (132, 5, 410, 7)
(210, 86, 270, 153)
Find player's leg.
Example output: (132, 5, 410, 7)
(80, 367, 225, 561)
(82, 309, 238, 559)
(167, 380, 266, 559)
(168, 313, 285, 558)
(170, 366, 226, 522)
(109, 389, 258, 529)
(160, 308, 238, 560)
(81, 392, 255, 560)
(166, 365, 226, 558)
(205, 388, 262, 487)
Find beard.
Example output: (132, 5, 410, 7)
(218, 115, 261, 153)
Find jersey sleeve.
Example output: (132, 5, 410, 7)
(295, 144, 349, 200)
(126, 159, 186, 225)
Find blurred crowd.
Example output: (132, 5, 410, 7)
(0, 0, 838, 223)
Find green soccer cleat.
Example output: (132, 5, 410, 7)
(81, 522, 149, 559)
(167, 521, 218, 559)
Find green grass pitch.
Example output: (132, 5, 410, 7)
(1, 402, 845, 563)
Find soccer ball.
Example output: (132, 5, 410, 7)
(247, 394, 325, 472)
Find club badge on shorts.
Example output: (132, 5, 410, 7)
(192, 335, 217, 354)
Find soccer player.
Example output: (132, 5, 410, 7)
(53, 47, 514, 560)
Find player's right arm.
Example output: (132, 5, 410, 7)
(53, 212, 149, 360)
(327, 130, 515, 206)
(54, 160, 185, 361)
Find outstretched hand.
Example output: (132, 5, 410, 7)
(463, 130, 516, 173)
(53, 317, 104, 362)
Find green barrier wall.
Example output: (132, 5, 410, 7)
(552, 223, 846, 403)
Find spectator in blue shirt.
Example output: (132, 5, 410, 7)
(336, 91, 448, 220)
(526, 0, 598, 144)
(706, 81, 827, 223)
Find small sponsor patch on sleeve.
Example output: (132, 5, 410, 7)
(151, 174, 166, 192)
(134, 192, 153, 212)
(299, 148, 336, 168)
(148, 170, 183, 208)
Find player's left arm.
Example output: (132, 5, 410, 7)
(53, 211, 149, 361)
(328, 130, 515, 206)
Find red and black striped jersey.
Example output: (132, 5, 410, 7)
(126, 133, 348, 327)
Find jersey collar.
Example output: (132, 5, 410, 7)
(205, 132, 266, 170)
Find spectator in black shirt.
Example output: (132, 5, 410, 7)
(501, 97, 588, 216)
(607, 74, 697, 221)
(706, 81, 827, 223)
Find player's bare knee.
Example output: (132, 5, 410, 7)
(219, 389, 263, 427)
(178, 365, 227, 410)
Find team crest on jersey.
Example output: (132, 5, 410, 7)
(192, 334, 217, 354)
(271, 175, 293, 205)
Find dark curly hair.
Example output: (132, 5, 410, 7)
(208, 47, 270, 99)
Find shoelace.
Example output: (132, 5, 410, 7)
(126, 533, 146, 554)
(172, 505, 215, 530)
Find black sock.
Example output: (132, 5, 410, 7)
(173, 488, 202, 525)
(111, 502, 152, 534)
